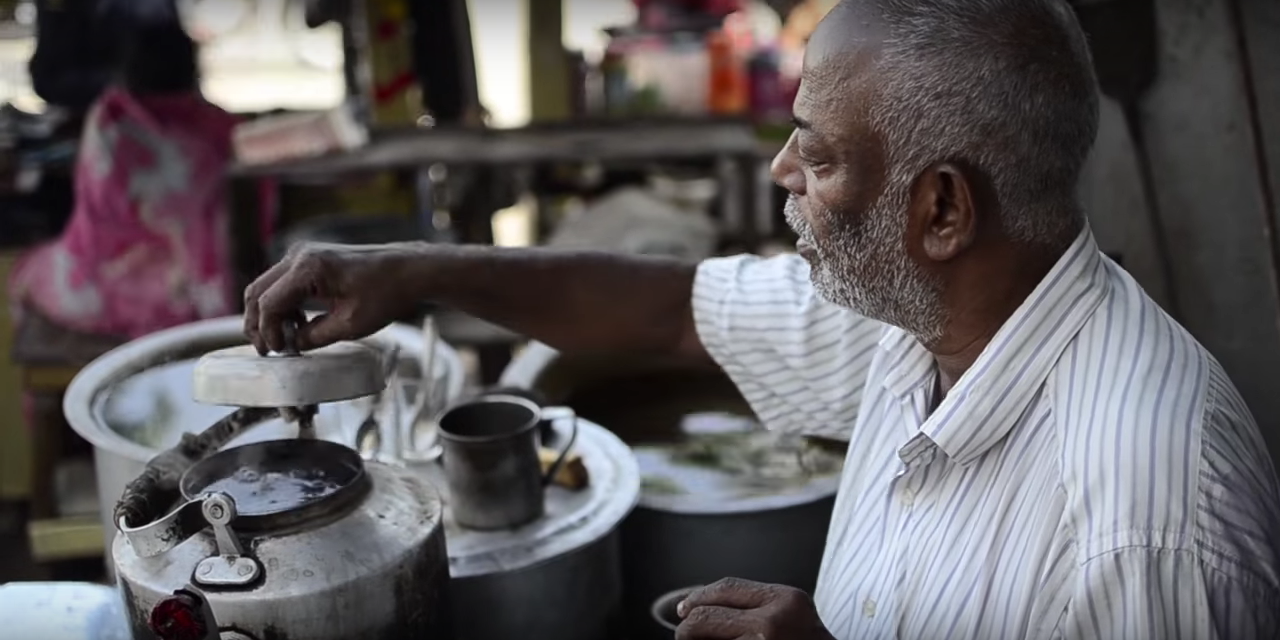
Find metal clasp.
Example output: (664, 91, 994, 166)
(193, 493, 262, 588)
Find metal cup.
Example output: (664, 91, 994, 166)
(650, 586, 702, 638)
(436, 394, 578, 530)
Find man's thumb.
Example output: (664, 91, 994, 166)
(296, 313, 348, 351)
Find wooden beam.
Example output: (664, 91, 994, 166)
(1140, 0, 1280, 446)
(1232, 0, 1280, 314)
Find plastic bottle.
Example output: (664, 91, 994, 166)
(601, 47, 631, 116)
(707, 29, 748, 115)
(748, 47, 786, 123)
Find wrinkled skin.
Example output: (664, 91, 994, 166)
(675, 578, 836, 640)
(242, 242, 422, 354)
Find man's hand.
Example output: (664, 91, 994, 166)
(243, 242, 425, 354)
(676, 578, 835, 640)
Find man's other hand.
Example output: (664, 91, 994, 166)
(243, 242, 422, 354)
(676, 578, 835, 640)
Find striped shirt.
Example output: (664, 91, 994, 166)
(692, 228, 1280, 639)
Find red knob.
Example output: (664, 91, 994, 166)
(149, 592, 209, 640)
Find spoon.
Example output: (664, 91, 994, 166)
(404, 316, 443, 462)
(354, 344, 401, 460)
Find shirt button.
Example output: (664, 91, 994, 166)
(900, 489, 915, 507)
(863, 599, 877, 618)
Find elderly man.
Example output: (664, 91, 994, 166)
(244, 0, 1280, 638)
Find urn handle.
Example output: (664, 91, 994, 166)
(117, 498, 208, 559)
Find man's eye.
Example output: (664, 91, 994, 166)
(800, 155, 828, 169)
(796, 145, 826, 167)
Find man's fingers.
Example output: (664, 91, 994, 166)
(244, 259, 293, 354)
(680, 578, 773, 613)
(674, 605, 752, 640)
(256, 268, 314, 353)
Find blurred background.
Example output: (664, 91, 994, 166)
(0, 0, 1278, 613)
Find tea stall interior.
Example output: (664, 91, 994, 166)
(5, 0, 1280, 637)
(220, 2, 848, 637)
(0, 0, 847, 635)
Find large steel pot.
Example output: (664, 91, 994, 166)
(500, 342, 843, 639)
(63, 315, 467, 563)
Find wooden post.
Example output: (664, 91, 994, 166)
(528, 0, 570, 122)
(0, 251, 31, 501)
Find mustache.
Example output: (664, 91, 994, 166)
(784, 195, 801, 220)
(784, 196, 810, 237)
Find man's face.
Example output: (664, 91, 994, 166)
(783, 184, 945, 345)
(772, 14, 947, 343)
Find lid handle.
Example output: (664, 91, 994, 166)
(279, 319, 301, 357)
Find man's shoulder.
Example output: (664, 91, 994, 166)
(1051, 264, 1217, 432)
(1195, 364, 1280, 592)
(1047, 269, 1280, 582)
(694, 252, 885, 359)
(696, 252, 813, 301)
(692, 253, 888, 440)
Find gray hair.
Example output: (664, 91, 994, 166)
(865, 0, 1100, 247)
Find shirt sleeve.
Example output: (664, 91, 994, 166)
(1053, 547, 1279, 640)
(691, 253, 883, 440)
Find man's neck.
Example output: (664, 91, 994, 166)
(927, 245, 1064, 396)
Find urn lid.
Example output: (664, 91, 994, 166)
(180, 439, 371, 532)
(192, 342, 386, 407)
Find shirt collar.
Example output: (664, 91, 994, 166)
(878, 227, 1112, 465)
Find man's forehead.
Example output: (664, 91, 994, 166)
(799, 1, 884, 111)
(796, 49, 879, 137)
(800, 49, 876, 91)
(804, 1, 884, 65)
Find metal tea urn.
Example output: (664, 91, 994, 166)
(110, 340, 452, 640)
(113, 438, 451, 640)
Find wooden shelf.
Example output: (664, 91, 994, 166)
(230, 119, 765, 180)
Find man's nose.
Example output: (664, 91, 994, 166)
(770, 132, 805, 196)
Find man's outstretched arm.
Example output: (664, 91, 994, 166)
(242, 242, 710, 363)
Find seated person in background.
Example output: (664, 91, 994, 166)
(9, 18, 240, 340)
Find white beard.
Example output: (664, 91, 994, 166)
(785, 187, 947, 345)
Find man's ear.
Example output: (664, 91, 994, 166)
(907, 162, 980, 262)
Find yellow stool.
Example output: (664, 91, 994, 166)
(9, 308, 121, 562)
